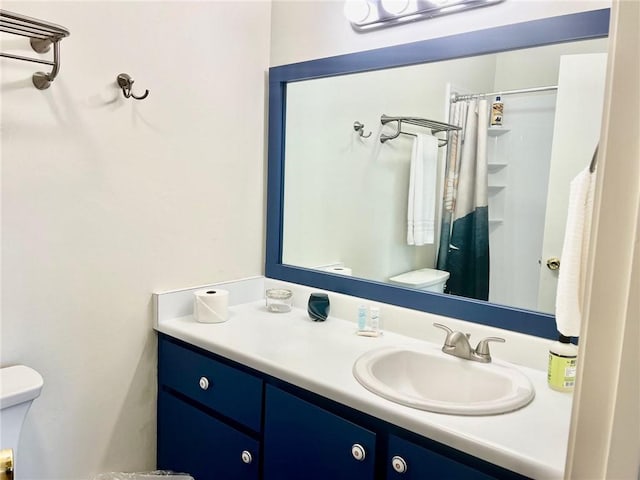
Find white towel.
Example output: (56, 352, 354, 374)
(407, 133, 439, 245)
(555, 167, 596, 337)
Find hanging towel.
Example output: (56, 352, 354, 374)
(407, 133, 439, 245)
(555, 166, 596, 337)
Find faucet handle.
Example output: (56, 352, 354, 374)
(433, 323, 459, 347)
(433, 323, 453, 335)
(474, 336, 506, 361)
(433, 323, 454, 342)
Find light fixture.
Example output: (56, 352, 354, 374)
(380, 0, 410, 15)
(344, 0, 506, 32)
(343, 0, 373, 24)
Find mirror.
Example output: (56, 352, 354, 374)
(266, 9, 610, 339)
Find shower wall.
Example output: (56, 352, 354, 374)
(486, 94, 557, 310)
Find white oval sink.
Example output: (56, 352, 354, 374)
(353, 345, 535, 415)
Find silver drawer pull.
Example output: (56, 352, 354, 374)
(198, 376, 210, 390)
(241, 450, 253, 464)
(351, 443, 366, 461)
(392, 455, 408, 473)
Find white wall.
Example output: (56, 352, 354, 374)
(1, 1, 270, 478)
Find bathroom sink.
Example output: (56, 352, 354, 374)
(353, 345, 535, 415)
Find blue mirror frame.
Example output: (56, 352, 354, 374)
(266, 9, 610, 339)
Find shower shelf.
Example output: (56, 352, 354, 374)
(488, 163, 508, 172)
(380, 114, 461, 146)
(0, 9, 70, 89)
(488, 127, 511, 137)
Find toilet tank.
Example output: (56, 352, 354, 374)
(389, 268, 450, 293)
(0, 366, 44, 465)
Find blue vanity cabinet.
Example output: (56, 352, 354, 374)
(386, 434, 496, 480)
(157, 336, 262, 479)
(263, 384, 377, 480)
(157, 334, 529, 480)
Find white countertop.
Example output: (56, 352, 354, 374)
(155, 298, 573, 479)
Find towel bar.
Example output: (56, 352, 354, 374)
(0, 9, 70, 89)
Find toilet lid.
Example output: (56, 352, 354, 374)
(0, 365, 44, 409)
(389, 268, 450, 288)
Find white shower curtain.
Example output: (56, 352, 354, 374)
(437, 98, 490, 300)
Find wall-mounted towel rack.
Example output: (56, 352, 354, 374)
(0, 9, 70, 89)
(380, 114, 461, 146)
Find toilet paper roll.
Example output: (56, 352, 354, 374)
(193, 289, 229, 323)
(325, 266, 352, 276)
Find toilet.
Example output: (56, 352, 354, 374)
(388, 268, 450, 293)
(0, 365, 44, 477)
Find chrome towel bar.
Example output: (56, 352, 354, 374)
(380, 114, 461, 146)
(0, 9, 70, 89)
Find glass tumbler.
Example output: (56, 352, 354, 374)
(265, 288, 293, 313)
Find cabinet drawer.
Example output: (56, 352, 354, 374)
(158, 337, 262, 431)
(158, 390, 260, 480)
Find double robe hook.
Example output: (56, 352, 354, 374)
(117, 73, 149, 100)
(353, 121, 372, 138)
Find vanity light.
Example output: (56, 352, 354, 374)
(380, 0, 410, 15)
(345, 0, 505, 31)
(343, 0, 374, 24)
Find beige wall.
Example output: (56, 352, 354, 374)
(1, 1, 270, 478)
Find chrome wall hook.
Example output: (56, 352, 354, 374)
(353, 121, 372, 138)
(117, 73, 149, 100)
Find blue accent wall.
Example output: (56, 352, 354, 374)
(265, 9, 610, 340)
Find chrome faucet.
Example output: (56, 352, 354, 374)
(433, 323, 505, 363)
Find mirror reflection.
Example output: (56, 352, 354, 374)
(282, 38, 607, 314)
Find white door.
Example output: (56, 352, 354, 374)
(537, 53, 608, 313)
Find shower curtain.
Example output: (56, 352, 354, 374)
(436, 98, 490, 301)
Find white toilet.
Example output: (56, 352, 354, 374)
(0, 365, 44, 477)
(388, 268, 450, 293)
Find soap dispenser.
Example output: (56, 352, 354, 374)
(547, 335, 578, 392)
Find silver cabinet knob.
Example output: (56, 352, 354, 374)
(351, 443, 366, 461)
(198, 376, 209, 390)
(391, 455, 408, 473)
(241, 450, 252, 464)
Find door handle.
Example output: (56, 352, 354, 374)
(1, 449, 13, 480)
(546, 257, 561, 270)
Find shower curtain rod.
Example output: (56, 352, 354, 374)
(450, 85, 558, 103)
